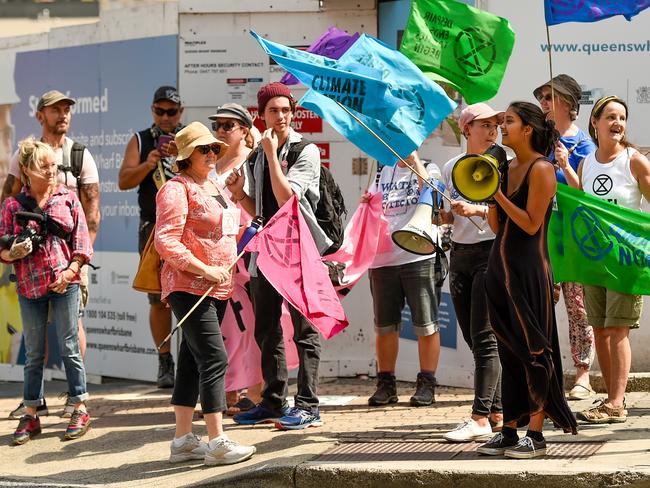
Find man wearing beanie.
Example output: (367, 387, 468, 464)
(227, 82, 329, 430)
(118, 86, 184, 389)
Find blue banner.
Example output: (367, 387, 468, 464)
(250, 31, 405, 121)
(545, 0, 650, 25)
(12, 36, 177, 252)
(300, 34, 456, 166)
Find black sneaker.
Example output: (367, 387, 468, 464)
(8, 401, 48, 420)
(504, 436, 547, 459)
(368, 373, 398, 406)
(477, 432, 520, 456)
(157, 353, 175, 389)
(409, 372, 436, 406)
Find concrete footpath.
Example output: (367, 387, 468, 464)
(1, 377, 650, 488)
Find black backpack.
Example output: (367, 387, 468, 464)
(58, 141, 85, 192)
(251, 140, 347, 255)
(286, 140, 347, 255)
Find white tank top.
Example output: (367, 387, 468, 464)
(582, 147, 642, 210)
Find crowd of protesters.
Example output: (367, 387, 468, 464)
(1, 73, 649, 464)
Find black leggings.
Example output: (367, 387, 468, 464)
(167, 292, 228, 414)
(449, 242, 502, 416)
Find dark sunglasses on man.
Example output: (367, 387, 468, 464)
(153, 107, 180, 117)
(211, 121, 239, 132)
(196, 144, 222, 155)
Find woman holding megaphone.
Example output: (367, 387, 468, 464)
(477, 102, 577, 459)
(441, 103, 504, 443)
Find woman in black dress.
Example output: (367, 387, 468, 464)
(477, 102, 577, 459)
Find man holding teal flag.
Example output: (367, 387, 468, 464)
(400, 0, 515, 104)
(549, 185, 650, 295)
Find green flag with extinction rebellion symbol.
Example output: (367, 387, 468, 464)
(549, 185, 650, 295)
(400, 0, 515, 104)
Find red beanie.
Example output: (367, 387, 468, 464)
(257, 82, 294, 114)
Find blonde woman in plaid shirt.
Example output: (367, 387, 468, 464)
(0, 138, 92, 445)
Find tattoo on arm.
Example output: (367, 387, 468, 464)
(80, 183, 100, 235)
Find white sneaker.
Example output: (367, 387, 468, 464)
(169, 433, 209, 463)
(443, 418, 493, 443)
(204, 434, 256, 466)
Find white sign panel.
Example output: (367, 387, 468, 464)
(179, 34, 269, 107)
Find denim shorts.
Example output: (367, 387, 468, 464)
(138, 219, 162, 306)
(368, 258, 439, 337)
(584, 285, 642, 329)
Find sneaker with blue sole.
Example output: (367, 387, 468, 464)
(275, 407, 323, 430)
(233, 404, 286, 425)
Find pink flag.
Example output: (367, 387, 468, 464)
(246, 196, 348, 339)
(325, 193, 391, 293)
(221, 260, 299, 392)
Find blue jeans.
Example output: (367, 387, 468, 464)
(18, 285, 89, 407)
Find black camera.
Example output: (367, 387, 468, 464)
(0, 211, 47, 254)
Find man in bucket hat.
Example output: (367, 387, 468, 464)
(534, 74, 597, 402)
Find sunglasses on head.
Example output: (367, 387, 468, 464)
(211, 121, 239, 132)
(153, 107, 179, 117)
(196, 144, 221, 155)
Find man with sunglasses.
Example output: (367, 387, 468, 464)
(118, 86, 184, 389)
(227, 82, 330, 430)
(533, 74, 597, 403)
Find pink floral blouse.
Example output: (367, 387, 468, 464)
(154, 174, 237, 301)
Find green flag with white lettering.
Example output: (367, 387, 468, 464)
(549, 185, 650, 295)
(399, 0, 515, 104)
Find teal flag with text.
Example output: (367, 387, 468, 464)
(250, 31, 404, 121)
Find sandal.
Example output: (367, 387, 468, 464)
(225, 397, 256, 416)
(567, 383, 595, 401)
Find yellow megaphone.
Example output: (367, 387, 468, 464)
(451, 144, 507, 202)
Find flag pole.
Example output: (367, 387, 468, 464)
(545, 24, 556, 117)
(365, 158, 376, 192)
(156, 247, 250, 351)
(334, 100, 484, 231)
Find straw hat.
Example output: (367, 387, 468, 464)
(175, 121, 228, 160)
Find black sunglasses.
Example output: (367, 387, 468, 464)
(153, 107, 179, 117)
(537, 94, 554, 103)
(196, 144, 222, 155)
(211, 121, 238, 132)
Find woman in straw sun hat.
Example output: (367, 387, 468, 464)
(154, 121, 256, 466)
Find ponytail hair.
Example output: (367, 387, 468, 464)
(17, 137, 55, 186)
(508, 101, 559, 156)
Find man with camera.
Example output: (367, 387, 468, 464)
(2, 90, 100, 420)
(118, 86, 184, 389)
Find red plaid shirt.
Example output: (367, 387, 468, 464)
(0, 185, 93, 298)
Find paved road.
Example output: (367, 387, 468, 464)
(1, 377, 650, 487)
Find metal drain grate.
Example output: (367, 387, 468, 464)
(316, 441, 605, 462)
